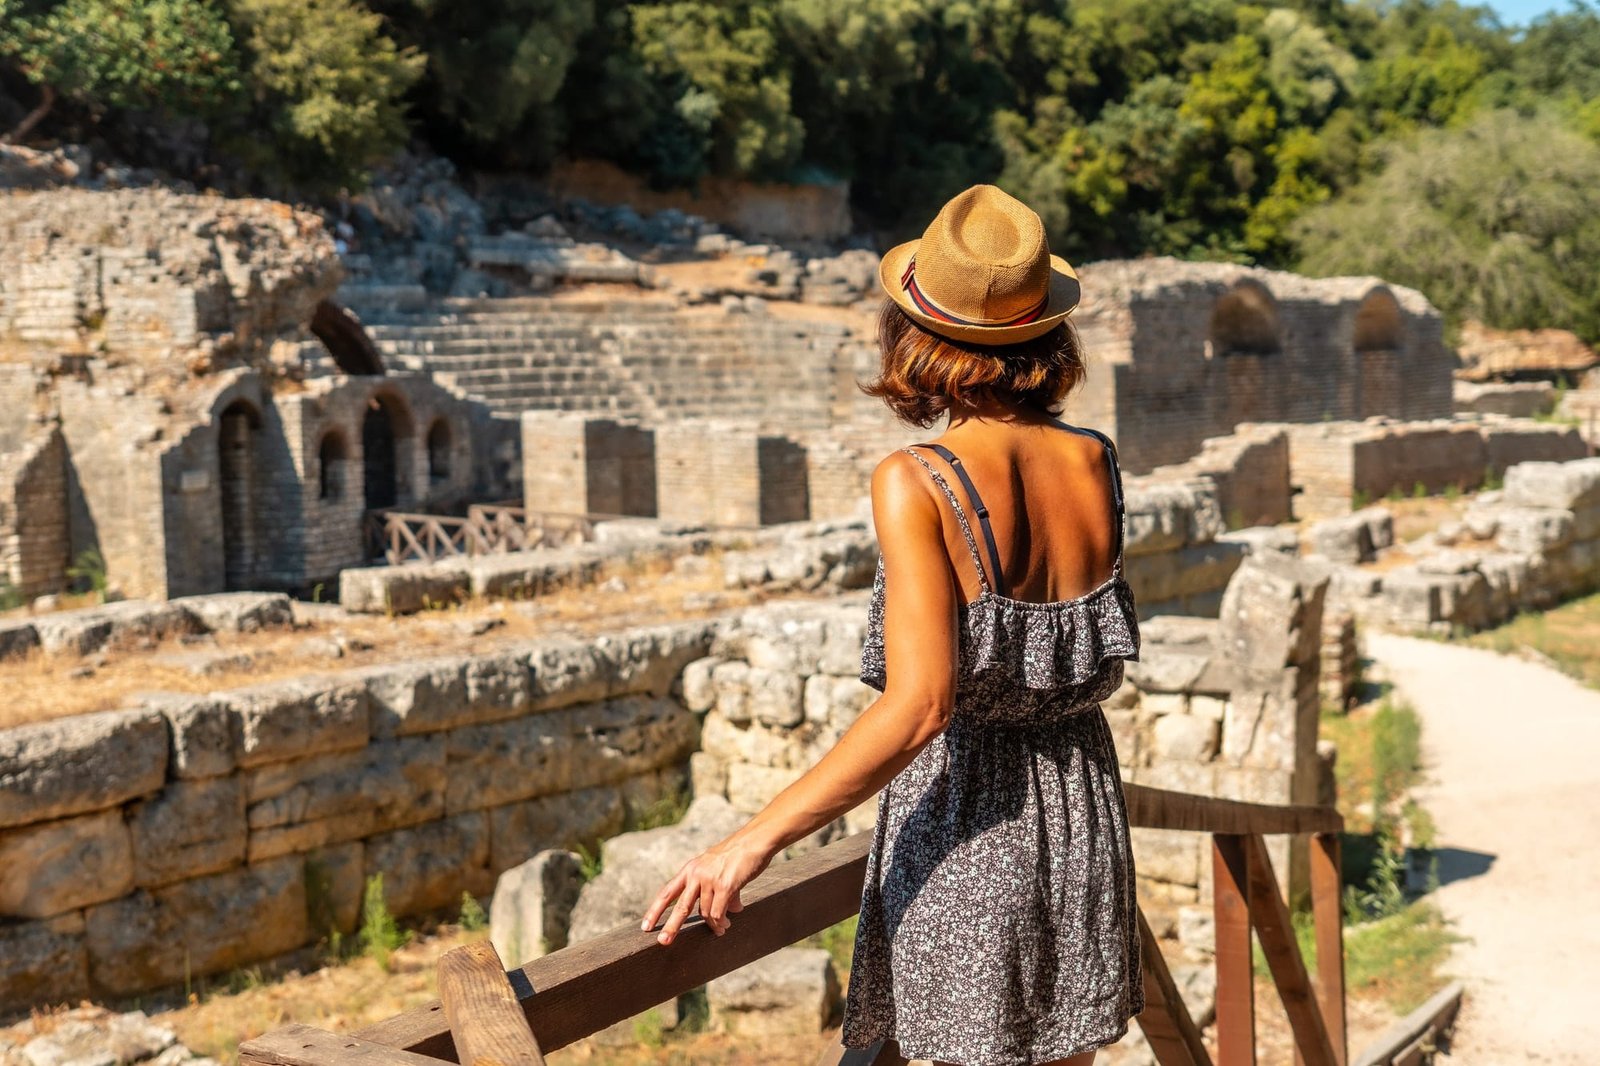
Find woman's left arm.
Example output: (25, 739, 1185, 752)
(641, 450, 962, 945)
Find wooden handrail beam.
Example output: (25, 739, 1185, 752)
(1133, 907, 1213, 1066)
(354, 831, 874, 1059)
(437, 942, 545, 1066)
(1126, 785, 1342, 836)
(1242, 834, 1337, 1066)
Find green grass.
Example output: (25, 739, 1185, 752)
(357, 873, 410, 971)
(1461, 590, 1600, 690)
(803, 914, 859, 978)
(458, 891, 488, 933)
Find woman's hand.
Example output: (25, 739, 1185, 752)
(640, 831, 774, 945)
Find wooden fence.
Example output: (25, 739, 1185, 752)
(239, 783, 1356, 1066)
(366, 505, 616, 566)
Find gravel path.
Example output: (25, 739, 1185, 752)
(1363, 632, 1600, 1064)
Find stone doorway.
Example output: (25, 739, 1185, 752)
(218, 400, 262, 590)
(362, 393, 412, 510)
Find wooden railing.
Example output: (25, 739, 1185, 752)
(239, 784, 1359, 1066)
(366, 506, 616, 565)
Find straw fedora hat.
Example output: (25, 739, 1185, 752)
(879, 184, 1080, 345)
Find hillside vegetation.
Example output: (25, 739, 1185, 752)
(4, 0, 1600, 340)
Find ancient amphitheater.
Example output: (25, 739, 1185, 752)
(2, 172, 1598, 1061)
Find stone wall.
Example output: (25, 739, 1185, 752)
(1286, 416, 1588, 520)
(1332, 457, 1600, 634)
(0, 428, 68, 599)
(0, 189, 339, 379)
(1062, 259, 1455, 475)
(521, 413, 656, 517)
(0, 618, 714, 1011)
(1453, 381, 1556, 419)
(1145, 424, 1293, 529)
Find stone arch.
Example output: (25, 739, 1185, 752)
(318, 429, 349, 501)
(1208, 281, 1282, 357)
(218, 399, 264, 591)
(362, 390, 414, 511)
(311, 300, 385, 376)
(1354, 288, 1404, 353)
(426, 418, 452, 484)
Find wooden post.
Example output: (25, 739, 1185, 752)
(1311, 832, 1349, 1066)
(437, 942, 545, 1066)
(1213, 834, 1255, 1066)
(1242, 835, 1337, 1066)
(1133, 907, 1213, 1066)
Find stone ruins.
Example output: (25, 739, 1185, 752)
(2, 165, 1599, 1052)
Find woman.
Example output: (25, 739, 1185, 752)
(641, 184, 1145, 1066)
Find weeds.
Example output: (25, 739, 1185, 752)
(458, 892, 488, 933)
(358, 874, 409, 971)
(0, 575, 23, 611)
(1352, 488, 1371, 510)
(66, 547, 108, 601)
(628, 783, 692, 832)
(1411, 480, 1427, 499)
(574, 841, 604, 883)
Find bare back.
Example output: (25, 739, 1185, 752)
(911, 418, 1121, 606)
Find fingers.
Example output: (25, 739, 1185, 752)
(640, 870, 687, 932)
(657, 878, 701, 946)
(704, 880, 731, 937)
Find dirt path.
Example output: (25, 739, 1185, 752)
(1363, 633, 1600, 1064)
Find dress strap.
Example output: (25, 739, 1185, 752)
(900, 446, 995, 596)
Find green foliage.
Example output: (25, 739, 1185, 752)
(227, 0, 424, 190)
(457, 891, 488, 933)
(1294, 108, 1600, 343)
(65, 548, 108, 601)
(0, 575, 23, 612)
(0, 0, 240, 138)
(627, 783, 691, 831)
(357, 873, 409, 970)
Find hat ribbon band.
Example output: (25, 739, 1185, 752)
(901, 256, 1049, 328)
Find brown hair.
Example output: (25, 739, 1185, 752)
(860, 301, 1087, 428)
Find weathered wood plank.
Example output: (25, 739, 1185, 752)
(1242, 834, 1337, 1066)
(1351, 982, 1464, 1066)
(1311, 832, 1349, 1066)
(1133, 906, 1213, 1066)
(1213, 834, 1255, 1066)
(240, 1024, 452, 1066)
(438, 942, 545, 1066)
(355, 830, 874, 1059)
(1126, 785, 1342, 836)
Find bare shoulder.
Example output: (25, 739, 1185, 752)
(870, 448, 938, 521)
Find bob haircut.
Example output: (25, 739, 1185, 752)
(861, 301, 1087, 428)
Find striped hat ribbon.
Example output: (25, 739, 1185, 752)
(900, 256, 1049, 328)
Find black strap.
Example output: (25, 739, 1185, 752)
(1071, 425, 1126, 569)
(918, 443, 1008, 598)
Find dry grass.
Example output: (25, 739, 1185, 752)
(1461, 587, 1600, 689)
(0, 547, 833, 731)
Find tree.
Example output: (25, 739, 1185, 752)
(0, 0, 239, 142)
(228, 0, 424, 190)
(1293, 109, 1600, 341)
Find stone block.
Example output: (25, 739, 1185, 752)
(360, 657, 471, 738)
(445, 697, 696, 814)
(598, 622, 717, 698)
(689, 752, 729, 798)
(1135, 760, 1218, 797)
(0, 810, 133, 918)
(1126, 649, 1210, 693)
(175, 592, 295, 633)
(1189, 695, 1228, 722)
(129, 777, 246, 887)
(222, 675, 369, 768)
(339, 562, 469, 615)
(0, 707, 167, 828)
(707, 947, 842, 1036)
(748, 668, 803, 728)
(569, 795, 746, 943)
(244, 736, 446, 860)
(1141, 692, 1189, 717)
(1130, 827, 1201, 887)
(33, 601, 202, 656)
(303, 842, 365, 936)
(700, 710, 796, 769)
(1103, 710, 1140, 764)
(1502, 457, 1600, 511)
(680, 656, 722, 713)
(490, 849, 583, 967)
(365, 813, 491, 917)
(139, 693, 233, 778)
(1176, 904, 1214, 958)
(467, 550, 601, 599)
(0, 619, 40, 661)
(488, 786, 626, 873)
(529, 638, 615, 711)
(465, 650, 534, 718)
(1494, 506, 1574, 554)
(726, 763, 804, 814)
(803, 674, 875, 726)
(0, 913, 89, 1010)
(15, 1010, 178, 1066)
(818, 616, 868, 676)
(1152, 714, 1220, 762)
(1215, 766, 1292, 806)
(711, 660, 753, 724)
(85, 858, 311, 995)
